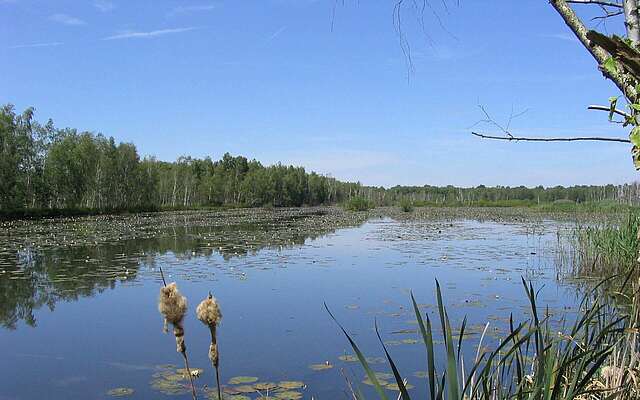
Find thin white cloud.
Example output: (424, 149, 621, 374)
(540, 33, 578, 43)
(94, 0, 115, 12)
(267, 26, 287, 42)
(169, 4, 216, 15)
(9, 41, 63, 49)
(103, 27, 198, 40)
(49, 13, 86, 26)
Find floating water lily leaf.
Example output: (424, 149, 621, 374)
(106, 387, 134, 397)
(338, 354, 358, 362)
(363, 377, 389, 387)
(365, 356, 386, 364)
(413, 371, 428, 379)
(308, 362, 333, 371)
(274, 390, 303, 400)
(254, 382, 278, 391)
(378, 372, 394, 380)
(278, 381, 304, 390)
(177, 368, 203, 378)
(401, 338, 418, 345)
(228, 376, 259, 385)
(386, 382, 414, 390)
(204, 391, 251, 400)
(150, 378, 189, 395)
(234, 385, 257, 394)
(223, 386, 242, 395)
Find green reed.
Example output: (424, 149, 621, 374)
(329, 277, 634, 400)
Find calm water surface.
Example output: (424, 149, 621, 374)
(0, 209, 581, 400)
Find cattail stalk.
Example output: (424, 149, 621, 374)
(196, 292, 222, 400)
(158, 267, 197, 400)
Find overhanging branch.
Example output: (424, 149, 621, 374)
(566, 0, 622, 7)
(471, 131, 630, 143)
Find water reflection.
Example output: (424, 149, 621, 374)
(0, 208, 366, 330)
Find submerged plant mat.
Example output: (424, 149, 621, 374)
(106, 387, 134, 397)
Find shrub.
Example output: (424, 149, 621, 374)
(344, 197, 374, 212)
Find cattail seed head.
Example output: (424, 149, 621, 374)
(196, 292, 222, 328)
(158, 282, 188, 325)
(209, 342, 219, 366)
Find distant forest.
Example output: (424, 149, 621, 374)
(2, 104, 639, 214)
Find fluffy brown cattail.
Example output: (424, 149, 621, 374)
(158, 280, 197, 399)
(196, 292, 222, 400)
(159, 283, 187, 325)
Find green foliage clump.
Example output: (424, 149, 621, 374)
(344, 197, 374, 212)
(398, 198, 414, 212)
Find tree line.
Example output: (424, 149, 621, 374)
(2, 104, 639, 214)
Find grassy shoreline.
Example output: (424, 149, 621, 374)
(2, 200, 637, 221)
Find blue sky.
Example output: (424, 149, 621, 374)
(1, 0, 636, 187)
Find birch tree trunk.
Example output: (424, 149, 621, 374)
(624, 0, 640, 45)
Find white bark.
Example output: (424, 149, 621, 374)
(624, 0, 640, 45)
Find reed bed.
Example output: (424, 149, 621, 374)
(330, 277, 638, 400)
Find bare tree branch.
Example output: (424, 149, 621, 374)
(471, 132, 630, 143)
(566, 0, 622, 8)
(588, 104, 633, 118)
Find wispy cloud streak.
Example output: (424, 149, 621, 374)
(10, 42, 64, 49)
(267, 26, 287, 42)
(49, 13, 86, 26)
(169, 4, 216, 15)
(94, 0, 115, 12)
(103, 27, 198, 40)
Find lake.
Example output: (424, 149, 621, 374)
(0, 207, 586, 400)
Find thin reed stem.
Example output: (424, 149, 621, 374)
(181, 350, 198, 400)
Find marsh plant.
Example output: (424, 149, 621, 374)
(196, 292, 222, 400)
(330, 278, 637, 400)
(558, 212, 640, 279)
(158, 271, 198, 399)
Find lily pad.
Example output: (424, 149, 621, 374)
(373, 372, 394, 380)
(177, 368, 203, 378)
(107, 387, 134, 397)
(386, 382, 415, 391)
(365, 356, 386, 364)
(228, 376, 259, 385)
(234, 385, 257, 394)
(308, 362, 333, 371)
(223, 387, 242, 395)
(363, 377, 390, 387)
(274, 390, 303, 400)
(254, 382, 278, 391)
(204, 392, 251, 400)
(278, 381, 305, 390)
(338, 354, 358, 362)
(150, 378, 189, 395)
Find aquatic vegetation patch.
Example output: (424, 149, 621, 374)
(106, 387, 134, 397)
(228, 376, 259, 385)
(277, 381, 304, 390)
(273, 390, 303, 400)
(308, 362, 333, 371)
